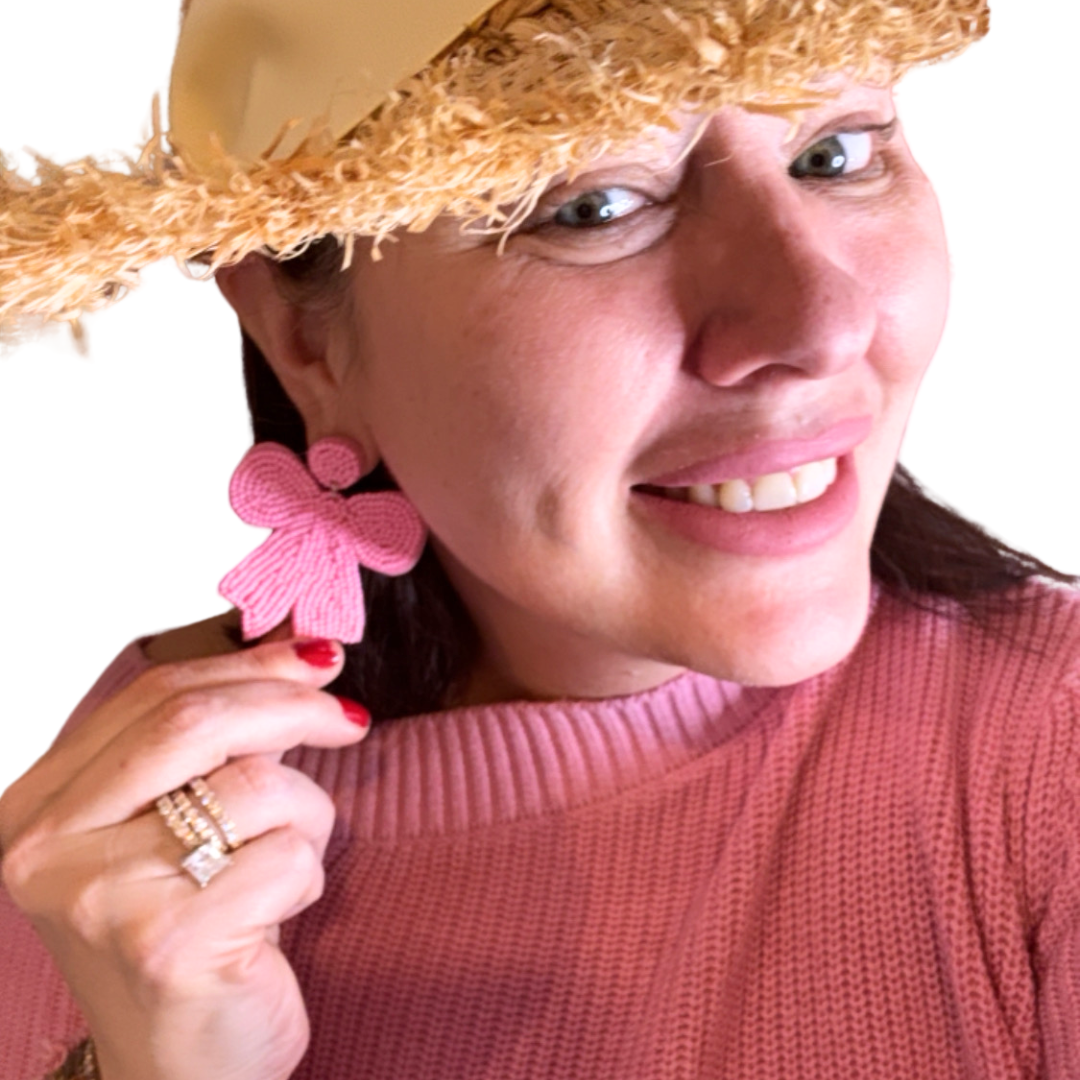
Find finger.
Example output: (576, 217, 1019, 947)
(39, 637, 348, 783)
(6, 637, 353, 837)
(197, 759, 337, 858)
(35, 679, 368, 838)
(23, 829, 327, 985)
(0, 816, 184, 920)
(185, 826, 329, 932)
(113, 760, 338, 877)
(5, 756, 337, 920)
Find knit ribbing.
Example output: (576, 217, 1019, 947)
(3, 584, 1079, 1080)
(287, 671, 778, 840)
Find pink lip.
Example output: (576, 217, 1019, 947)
(632, 451, 861, 557)
(640, 415, 873, 488)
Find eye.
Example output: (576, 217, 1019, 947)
(789, 132, 874, 180)
(552, 187, 647, 228)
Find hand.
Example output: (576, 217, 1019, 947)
(0, 638, 370, 1080)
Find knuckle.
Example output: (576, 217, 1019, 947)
(277, 827, 321, 878)
(1, 833, 106, 944)
(304, 860, 327, 907)
(311, 791, 337, 842)
(279, 770, 337, 846)
(228, 755, 289, 802)
(133, 660, 193, 702)
(0, 831, 45, 908)
(63, 874, 113, 945)
(118, 916, 187, 992)
(312, 859, 327, 900)
(148, 690, 223, 749)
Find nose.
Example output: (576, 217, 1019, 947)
(683, 176, 877, 388)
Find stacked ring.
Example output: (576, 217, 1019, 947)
(188, 776, 242, 851)
(171, 790, 222, 850)
(156, 777, 242, 889)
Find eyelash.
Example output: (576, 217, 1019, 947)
(522, 125, 894, 239)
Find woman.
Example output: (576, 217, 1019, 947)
(1, 0, 1076, 788)
(2, 0, 1078, 1077)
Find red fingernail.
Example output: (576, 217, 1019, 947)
(294, 639, 339, 668)
(334, 696, 371, 728)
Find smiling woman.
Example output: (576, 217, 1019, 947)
(2, 2, 1080, 1079)
(0, 1, 1076, 784)
(258, 85, 952, 699)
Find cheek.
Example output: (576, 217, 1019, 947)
(865, 186, 951, 394)
(349, 257, 657, 560)
(847, 186, 949, 521)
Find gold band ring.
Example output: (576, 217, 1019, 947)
(155, 779, 241, 889)
(188, 776, 242, 851)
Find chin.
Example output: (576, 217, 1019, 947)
(675, 564, 874, 688)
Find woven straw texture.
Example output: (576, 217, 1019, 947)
(0, 0, 989, 330)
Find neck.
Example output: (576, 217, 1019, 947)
(439, 554, 685, 708)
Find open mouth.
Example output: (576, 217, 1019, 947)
(634, 456, 838, 514)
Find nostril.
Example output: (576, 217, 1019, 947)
(687, 264, 876, 387)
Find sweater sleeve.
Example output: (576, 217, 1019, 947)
(0, 643, 152, 1080)
(1030, 662, 1080, 1077)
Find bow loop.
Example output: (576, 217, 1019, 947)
(228, 442, 321, 527)
(219, 438, 428, 643)
(344, 491, 428, 576)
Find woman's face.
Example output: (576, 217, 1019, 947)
(316, 78, 950, 701)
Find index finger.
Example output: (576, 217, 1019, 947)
(42, 637, 346, 772)
(9, 639, 353, 831)
(32, 672, 370, 838)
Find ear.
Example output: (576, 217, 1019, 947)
(215, 255, 359, 445)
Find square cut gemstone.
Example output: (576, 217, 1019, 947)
(181, 842, 232, 888)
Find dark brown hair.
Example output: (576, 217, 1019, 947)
(244, 239, 1076, 719)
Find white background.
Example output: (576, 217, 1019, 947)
(1, 0, 1077, 794)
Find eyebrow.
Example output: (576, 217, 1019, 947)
(824, 116, 899, 137)
(861, 118, 899, 138)
(782, 112, 897, 149)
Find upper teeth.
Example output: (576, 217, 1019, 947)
(673, 457, 838, 513)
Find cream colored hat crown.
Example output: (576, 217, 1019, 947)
(171, 0, 496, 169)
(0, 0, 989, 331)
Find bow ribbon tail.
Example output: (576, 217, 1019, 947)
(291, 534, 368, 644)
(219, 524, 310, 641)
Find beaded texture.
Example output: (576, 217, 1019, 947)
(220, 436, 427, 643)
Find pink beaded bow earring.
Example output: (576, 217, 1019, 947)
(219, 436, 427, 644)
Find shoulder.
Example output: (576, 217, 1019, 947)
(869, 580, 1080, 701)
(866, 581, 1080, 769)
(855, 580, 1080, 832)
(869, 581, 1080, 916)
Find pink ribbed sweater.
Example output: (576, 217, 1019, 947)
(3, 585, 1080, 1079)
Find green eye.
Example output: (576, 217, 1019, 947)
(553, 188, 642, 228)
(790, 132, 873, 179)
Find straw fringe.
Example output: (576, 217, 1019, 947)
(0, 0, 988, 329)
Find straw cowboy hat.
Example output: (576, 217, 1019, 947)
(0, 0, 988, 331)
